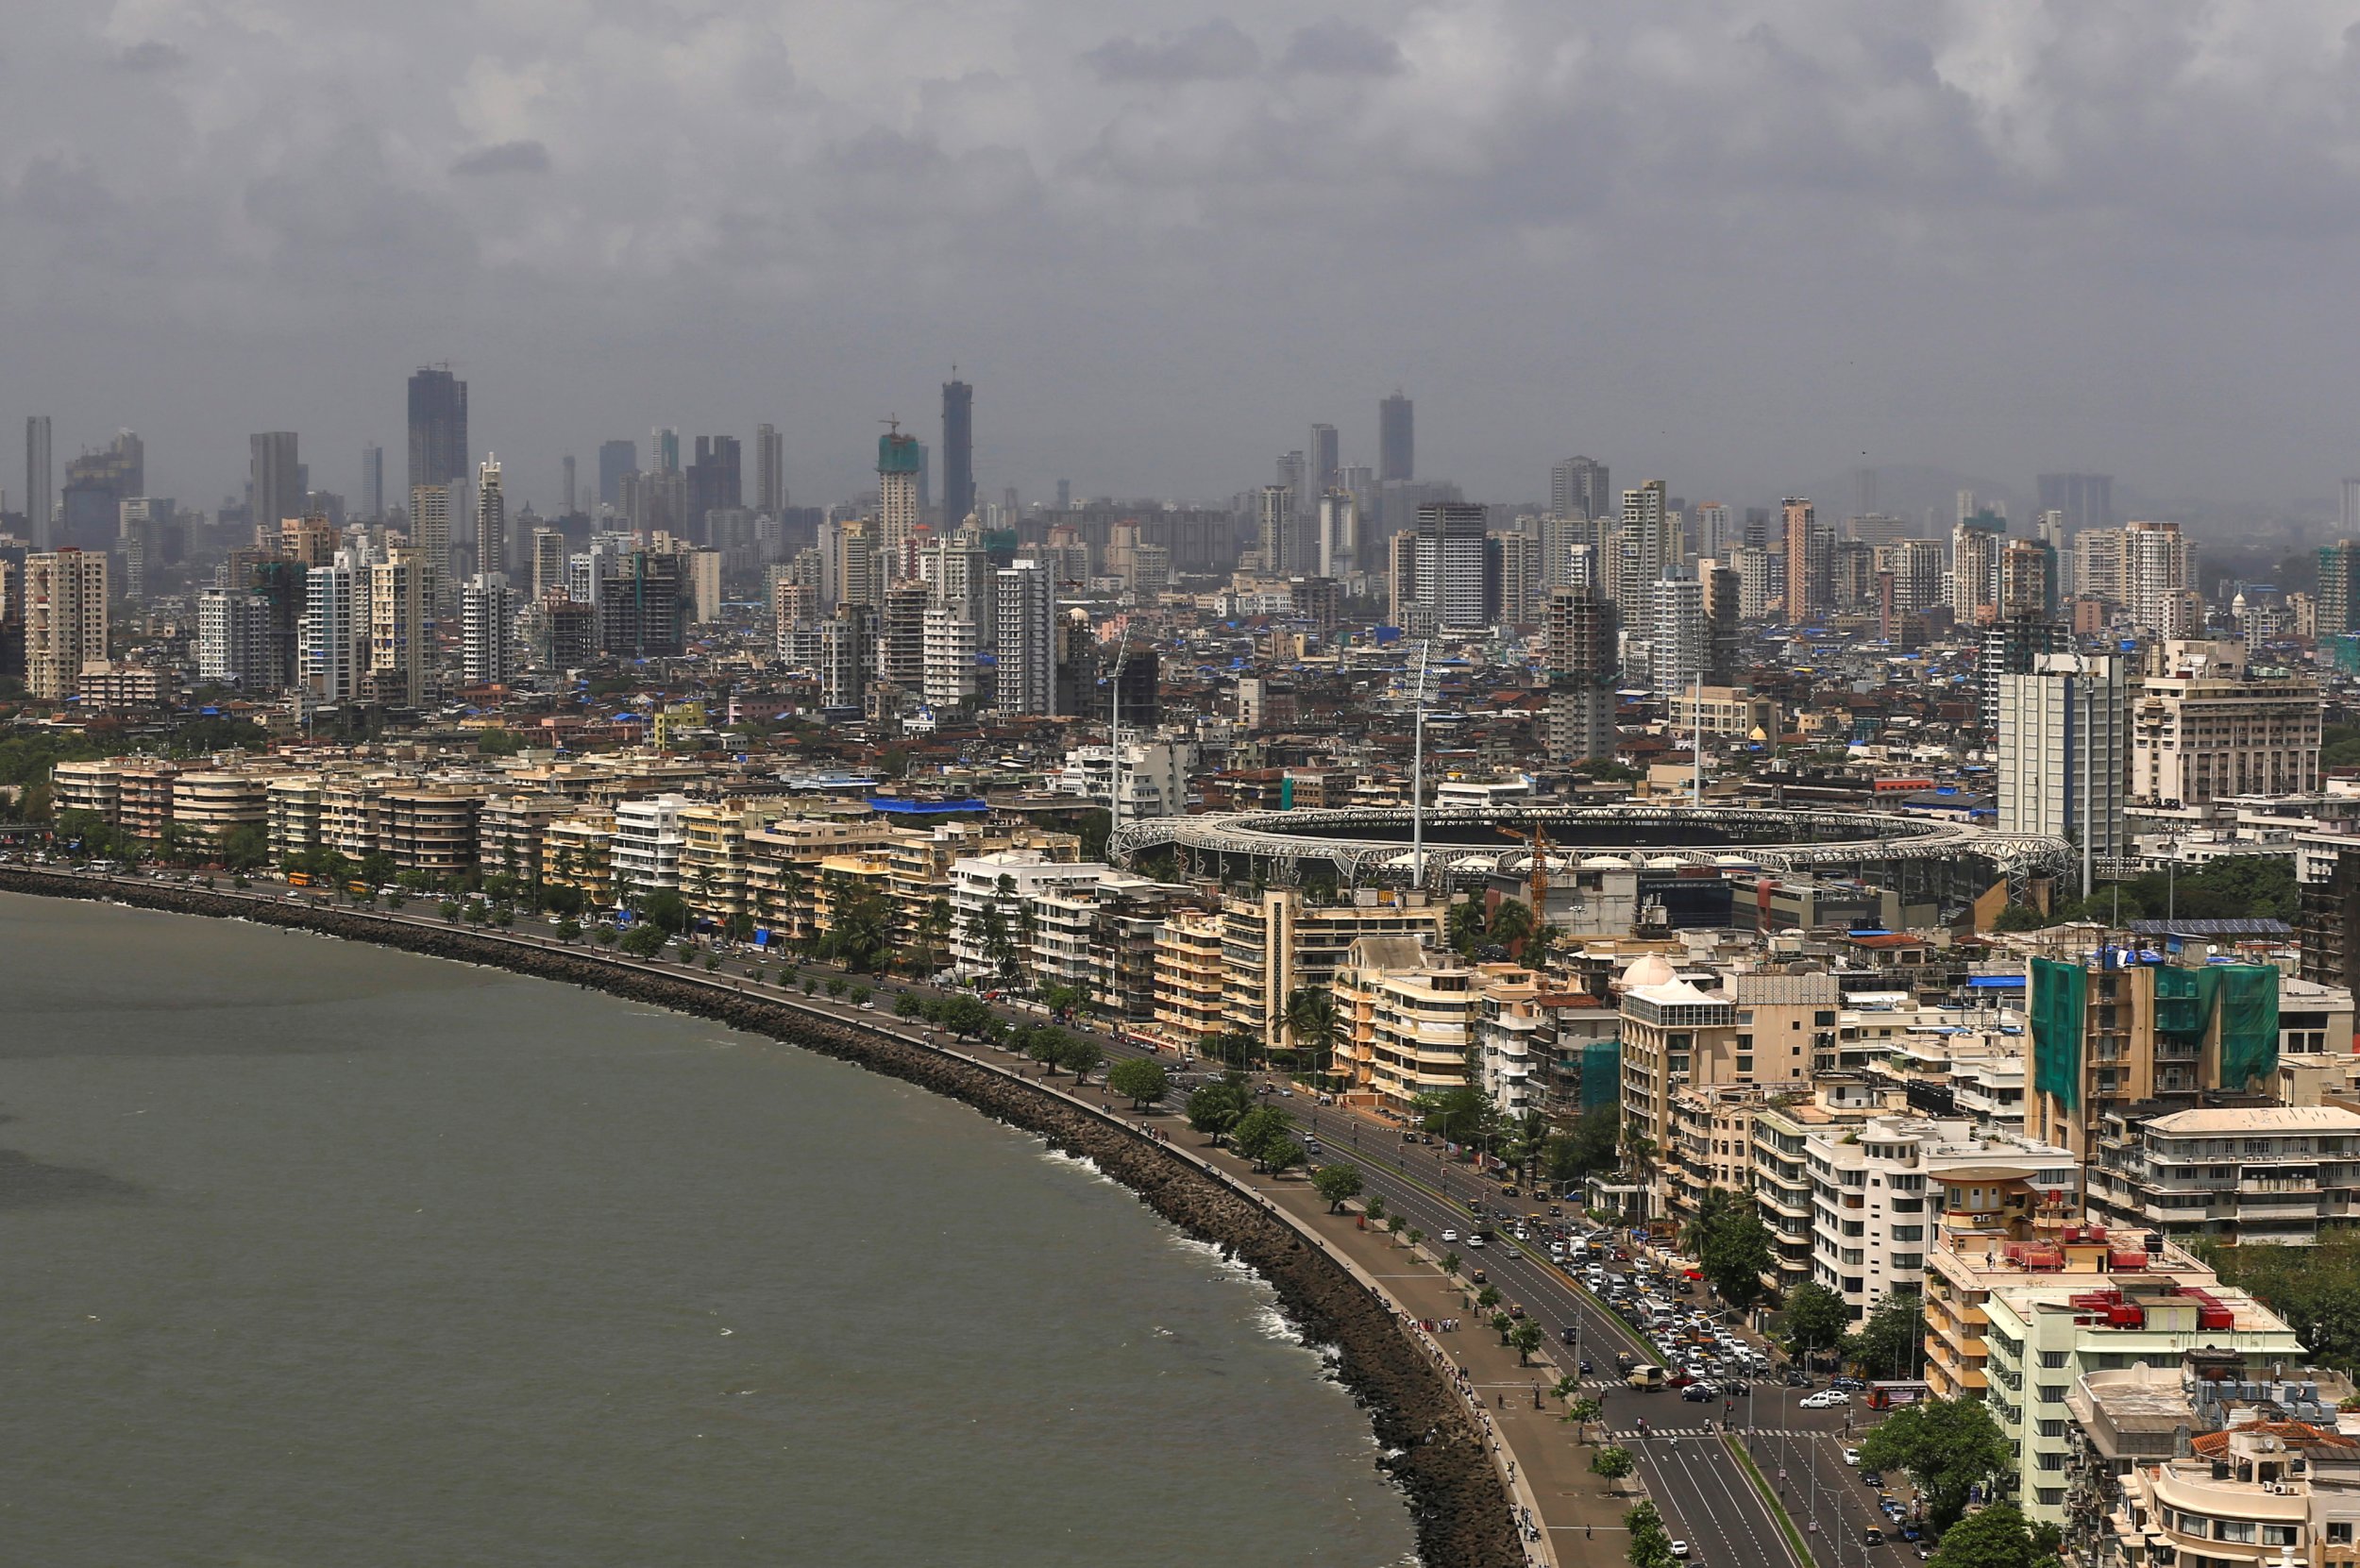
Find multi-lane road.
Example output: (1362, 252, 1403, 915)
(30, 865, 1927, 1568)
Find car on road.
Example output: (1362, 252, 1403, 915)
(1862, 1472, 1883, 1489)
(1801, 1390, 1852, 1409)
(1669, 1542, 1691, 1560)
(1863, 1528, 1884, 1546)
(1466, 1234, 1486, 1248)
(1844, 1447, 1862, 1466)
(1681, 1384, 1715, 1402)
(1441, 1229, 1458, 1243)
(1830, 1375, 1865, 1391)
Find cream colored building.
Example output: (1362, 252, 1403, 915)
(171, 771, 270, 847)
(546, 809, 616, 905)
(1152, 911, 1228, 1045)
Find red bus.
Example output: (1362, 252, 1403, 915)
(1867, 1380, 1931, 1410)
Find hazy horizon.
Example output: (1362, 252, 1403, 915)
(9, 3, 2360, 519)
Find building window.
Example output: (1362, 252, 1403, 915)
(2262, 1526, 2299, 1547)
(2039, 1351, 2068, 1368)
(2326, 1524, 2352, 1545)
(2215, 1522, 2254, 1544)
(2036, 1488, 2064, 1508)
(2038, 1452, 2065, 1470)
(2037, 1420, 2066, 1438)
(2037, 1385, 2065, 1405)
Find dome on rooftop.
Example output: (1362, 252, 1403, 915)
(1622, 953, 1677, 988)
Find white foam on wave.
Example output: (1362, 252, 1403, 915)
(1033, 1144, 1121, 1188)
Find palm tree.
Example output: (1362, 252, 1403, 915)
(1487, 896, 1538, 957)
(1285, 986, 1341, 1091)
(1680, 1187, 1740, 1257)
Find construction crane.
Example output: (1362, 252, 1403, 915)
(1494, 821, 1551, 911)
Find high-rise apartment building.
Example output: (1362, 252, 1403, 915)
(1255, 484, 1293, 575)
(878, 427, 921, 576)
(406, 366, 468, 498)
(2125, 520, 2195, 637)
(25, 415, 53, 548)
(1550, 457, 1610, 522)
(922, 605, 980, 710)
(756, 423, 785, 515)
(1318, 492, 1358, 578)
(1416, 502, 1490, 634)
(1306, 423, 1340, 524)
(1998, 653, 2128, 868)
(650, 428, 680, 474)
(531, 528, 567, 603)
(596, 550, 684, 658)
(1610, 481, 1676, 638)
(299, 554, 366, 703)
(2035, 472, 2113, 535)
(1950, 513, 2005, 620)
(24, 548, 108, 700)
(1491, 530, 1542, 626)
(2076, 526, 2130, 607)
(1998, 537, 2057, 618)
(2319, 540, 2360, 637)
(461, 574, 516, 688)
(1378, 392, 1413, 482)
(250, 431, 301, 535)
(475, 455, 506, 581)
(1876, 538, 1946, 615)
(598, 440, 636, 508)
(1544, 582, 1615, 764)
(1647, 575, 1706, 700)
(994, 559, 1055, 716)
(1780, 497, 1823, 622)
(879, 582, 929, 695)
(361, 443, 384, 520)
(411, 483, 453, 621)
(686, 435, 741, 537)
(197, 587, 273, 688)
(819, 603, 873, 709)
(368, 548, 426, 707)
(2343, 479, 2360, 536)
(561, 454, 576, 516)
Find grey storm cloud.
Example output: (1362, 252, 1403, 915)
(8, 1, 2360, 516)
(450, 140, 552, 177)
(113, 41, 186, 73)
(1277, 19, 1405, 76)
(1082, 20, 1260, 83)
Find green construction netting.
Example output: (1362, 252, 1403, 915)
(1580, 1040, 1622, 1112)
(2031, 957, 2086, 1110)
(2152, 964, 2216, 1039)
(2154, 964, 2281, 1093)
(2217, 966, 2281, 1092)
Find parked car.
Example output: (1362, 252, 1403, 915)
(1670, 1543, 1691, 1560)
(1843, 1447, 1862, 1466)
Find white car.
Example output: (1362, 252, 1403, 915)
(1670, 1543, 1691, 1560)
(1441, 1229, 1459, 1243)
(1801, 1390, 1852, 1409)
(1844, 1447, 1862, 1466)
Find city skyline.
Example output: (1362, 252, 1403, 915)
(8, 7, 2360, 511)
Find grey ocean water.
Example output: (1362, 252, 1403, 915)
(0, 895, 1416, 1567)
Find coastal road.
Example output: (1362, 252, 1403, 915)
(39, 867, 1913, 1568)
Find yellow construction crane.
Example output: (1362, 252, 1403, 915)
(1494, 822, 1550, 911)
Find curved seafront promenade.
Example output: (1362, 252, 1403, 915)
(0, 867, 1527, 1568)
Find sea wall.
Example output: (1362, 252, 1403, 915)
(0, 869, 1520, 1568)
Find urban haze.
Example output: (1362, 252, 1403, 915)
(12, 7, 2360, 1568)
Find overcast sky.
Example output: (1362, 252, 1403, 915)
(8, 1, 2360, 516)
